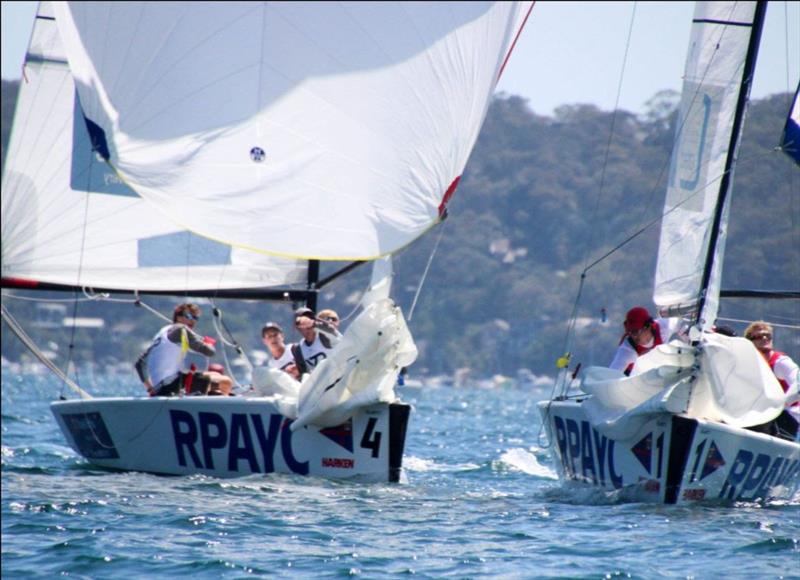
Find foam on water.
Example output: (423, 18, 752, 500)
(496, 447, 558, 478)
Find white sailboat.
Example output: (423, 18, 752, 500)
(538, 1, 800, 503)
(1, 1, 532, 482)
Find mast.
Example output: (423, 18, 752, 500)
(306, 260, 320, 311)
(694, 1, 768, 328)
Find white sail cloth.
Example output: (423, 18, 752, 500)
(653, 2, 759, 329)
(249, 297, 417, 429)
(1, 2, 305, 291)
(581, 334, 785, 439)
(52, 2, 531, 260)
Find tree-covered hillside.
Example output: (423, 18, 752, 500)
(2, 78, 798, 381)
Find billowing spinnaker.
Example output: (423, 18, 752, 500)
(653, 2, 760, 329)
(1, 2, 305, 292)
(53, 2, 531, 260)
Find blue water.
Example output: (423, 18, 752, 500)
(2, 373, 799, 579)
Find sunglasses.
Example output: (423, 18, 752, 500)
(322, 316, 339, 322)
(181, 311, 199, 321)
(748, 332, 771, 340)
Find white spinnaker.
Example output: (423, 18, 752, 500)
(653, 1, 758, 329)
(1, 2, 305, 291)
(53, 2, 531, 260)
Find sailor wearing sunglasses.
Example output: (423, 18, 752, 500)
(135, 303, 232, 397)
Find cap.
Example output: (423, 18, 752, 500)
(712, 324, 736, 337)
(294, 307, 315, 319)
(262, 321, 283, 333)
(208, 363, 225, 374)
(624, 307, 652, 332)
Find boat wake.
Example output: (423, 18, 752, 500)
(403, 456, 480, 473)
(494, 447, 558, 479)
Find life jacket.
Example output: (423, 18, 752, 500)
(766, 350, 794, 396)
(620, 321, 663, 375)
(291, 343, 309, 376)
(146, 324, 187, 387)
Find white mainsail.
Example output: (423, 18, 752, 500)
(52, 2, 532, 260)
(579, 1, 785, 437)
(1, 2, 305, 292)
(653, 2, 760, 330)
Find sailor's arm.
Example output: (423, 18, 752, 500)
(166, 324, 216, 357)
(315, 319, 343, 346)
(134, 346, 155, 394)
(609, 342, 636, 373)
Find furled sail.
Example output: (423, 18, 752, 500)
(1, 2, 306, 292)
(780, 82, 800, 165)
(653, 2, 762, 329)
(52, 2, 532, 260)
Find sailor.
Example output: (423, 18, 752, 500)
(609, 306, 685, 376)
(745, 320, 800, 439)
(262, 321, 300, 380)
(291, 307, 341, 375)
(135, 303, 232, 396)
(317, 308, 341, 332)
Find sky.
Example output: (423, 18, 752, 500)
(2, 1, 798, 116)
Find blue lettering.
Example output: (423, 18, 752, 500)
(679, 93, 712, 190)
(552, 416, 571, 477)
(592, 429, 608, 486)
(250, 413, 282, 473)
(228, 413, 259, 472)
(170, 409, 203, 468)
(580, 421, 597, 483)
(566, 418, 580, 479)
(281, 419, 309, 475)
(719, 450, 753, 500)
(739, 453, 772, 499)
(753, 457, 783, 500)
(776, 458, 800, 487)
(199, 412, 228, 470)
(607, 440, 623, 489)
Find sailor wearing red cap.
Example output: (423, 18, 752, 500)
(609, 306, 685, 376)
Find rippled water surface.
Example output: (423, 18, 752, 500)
(2, 373, 798, 578)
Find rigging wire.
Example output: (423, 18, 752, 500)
(552, 3, 639, 394)
(1, 303, 92, 399)
(408, 219, 447, 322)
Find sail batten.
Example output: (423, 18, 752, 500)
(50, 2, 532, 260)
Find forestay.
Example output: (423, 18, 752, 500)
(653, 2, 759, 329)
(1, 2, 305, 292)
(52, 2, 532, 260)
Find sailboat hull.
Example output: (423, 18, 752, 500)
(52, 398, 410, 483)
(538, 400, 800, 504)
